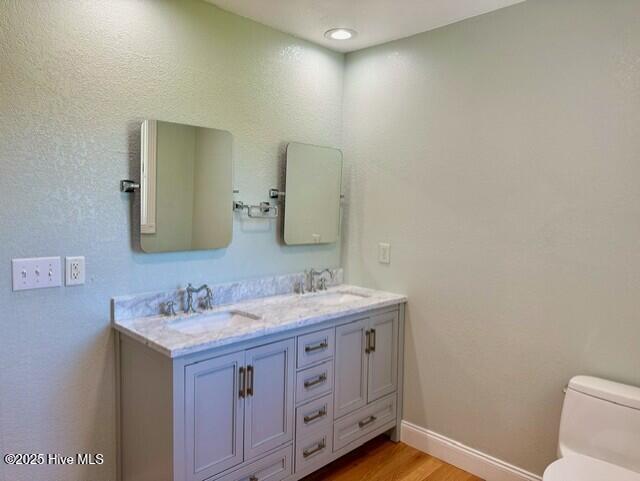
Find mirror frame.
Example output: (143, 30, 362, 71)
(283, 142, 343, 246)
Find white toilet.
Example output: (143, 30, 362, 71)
(543, 376, 640, 481)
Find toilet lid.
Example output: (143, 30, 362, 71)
(544, 455, 640, 481)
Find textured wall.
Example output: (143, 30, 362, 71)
(0, 1, 343, 480)
(5, 0, 640, 479)
(342, 0, 640, 474)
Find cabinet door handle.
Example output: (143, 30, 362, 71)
(370, 328, 376, 352)
(239, 366, 246, 398)
(302, 440, 326, 458)
(305, 341, 328, 353)
(246, 365, 254, 397)
(358, 415, 377, 428)
(365, 330, 371, 354)
(303, 407, 327, 424)
(304, 373, 327, 389)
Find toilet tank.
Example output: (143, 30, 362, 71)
(559, 376, 640, 473)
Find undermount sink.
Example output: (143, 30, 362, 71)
(303, 290, 371, 306)
(168, 310, 261, 336)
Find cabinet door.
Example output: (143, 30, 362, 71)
(185, 352, 245, 481)
(244, 339, 295, 460)
(334, 319, 368, 418)
(367, 311, 398, 403)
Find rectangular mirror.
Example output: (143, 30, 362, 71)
(139, 120, 233, 253)
(284, 142, 343, 245)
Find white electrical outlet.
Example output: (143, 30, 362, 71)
(12, 257, 62, 291)
(378, 243, 391, 264)
(65, 256, 86, 286)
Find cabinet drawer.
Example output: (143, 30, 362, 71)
(294, 429, 333, 478)
(296, 361, 333, 405)
(295, 393, 333, 439)
(213, 445, 292, 481)
(297, 328, 334, 368)
(333, 394, 396, 452)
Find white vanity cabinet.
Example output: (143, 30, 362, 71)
(334, 310, 398, 418)
(184, 340, 295, 481)
(117, 304, 404, 481)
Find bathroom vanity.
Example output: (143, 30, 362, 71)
(112, 274, 406, 481)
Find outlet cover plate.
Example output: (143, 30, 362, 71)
(65, 256, 86, 286)
(12, 257, 62, 291)
(378, 243, 391, 264)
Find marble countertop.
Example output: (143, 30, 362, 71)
(112, 285, 406, 358)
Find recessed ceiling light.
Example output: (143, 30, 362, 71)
(324, 28, 357, 41)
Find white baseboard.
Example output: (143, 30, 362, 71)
(400, 421, 542, 481)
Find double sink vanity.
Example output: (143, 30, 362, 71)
(113, 117, 405, 481)
(112, 270, 406, 481)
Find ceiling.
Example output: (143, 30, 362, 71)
(205, 0, 525, 53)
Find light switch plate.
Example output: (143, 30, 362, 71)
(12, 257, 62, 291)
(65, 256, 86, 286)
(378, 243, 391, 264)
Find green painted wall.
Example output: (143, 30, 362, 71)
(343, 0, 640, 474)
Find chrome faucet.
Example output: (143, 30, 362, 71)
(164, 300, 177, 317)
(307, 269, 334, 292)
(202, 286, 214, 310)
(185, 283, 212, 314)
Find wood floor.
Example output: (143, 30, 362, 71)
(302, 436, 484, 481)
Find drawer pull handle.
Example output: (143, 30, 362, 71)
(304, 373, 327, 389)
(305, 341, 328, 353)
(303, 440, 326, 458)
(303, 407, 327, 424)
(370, 328, 376, 352)
(246, 365, 254, 397)
(239, 366, 246, 398)
(358, 415, 377, 428)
